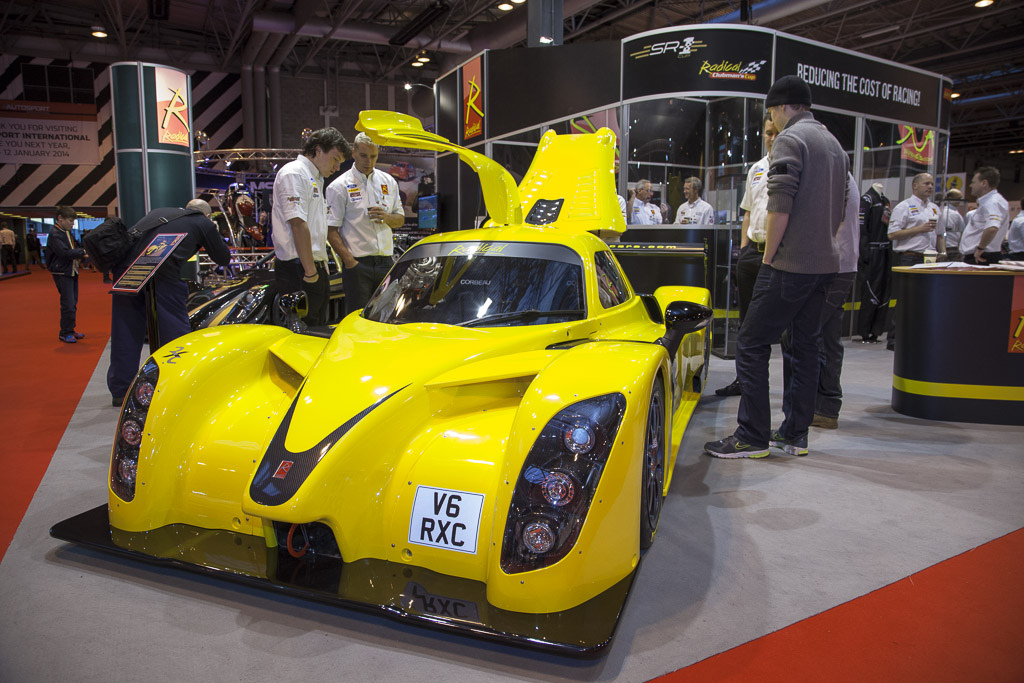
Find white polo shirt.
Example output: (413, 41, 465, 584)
(271, 155, 329, 262)
(960, 189, 1009, 253)
(674, 197, 715, 225)
(741, 156, 770, 242)
(937, 206, 965, 250)
(629, 200, 662, 225)
(1008, 214, 1024, 254)
(326, 166, 404, 257)
(888, 195, 940, 252)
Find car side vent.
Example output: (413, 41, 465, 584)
(526, 198, 564, 225)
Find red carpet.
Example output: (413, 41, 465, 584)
(0, 268, 112, 562)
(653, 528, 1024, 683)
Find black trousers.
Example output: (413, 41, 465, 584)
(1, 244, 16, 272)
(857, 243, 891, 340)
(343, 255, 392, 314)
(964, 251, 1003, 265)
(736, 242, 764, 323)
(51, 273, 78, 336)
(735, 266, 834, 447)
(275, 259, 330, 326)
(887, 251, 925, 345)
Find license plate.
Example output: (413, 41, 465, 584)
(408, 486, 484, 554)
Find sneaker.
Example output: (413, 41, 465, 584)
(58, 334, 77, 343)
(811, 413, 838, 429)
(770, 430, 809, 456)
(72, 331, 85, 339)
(704, 435, 769, 459)
(714, 379, 742, 397)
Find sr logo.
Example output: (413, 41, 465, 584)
(650, 37, 696, 56)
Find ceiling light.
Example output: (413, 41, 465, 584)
(1008, 149, 1024, 154)
(511, 0, 526, 3)
(950, 92, 961, 99)
(538, 36, 554, 44)
(974, 0, 993, 6)
(91, 26, 107, 38)
(417, 54, 430, 63)
(411, 61, 424, 68)
(498, 2, 513, 10)
(404, 83, 413, 90)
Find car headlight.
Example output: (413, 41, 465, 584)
(500, 393, 626, 574)
(110, 358, 159, 502)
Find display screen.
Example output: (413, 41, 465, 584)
(418, 194, 438, 232)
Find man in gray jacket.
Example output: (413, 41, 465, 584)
(706, 75, 849, 459)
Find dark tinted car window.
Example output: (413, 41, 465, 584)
(594, 250, 630, 308)
(362, 241, 586, 327)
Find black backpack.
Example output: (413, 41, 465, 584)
(83, 208, 199, 272)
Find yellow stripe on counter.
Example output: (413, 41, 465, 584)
(893, 375, 1024, 401)
(712, 309, 740, 319)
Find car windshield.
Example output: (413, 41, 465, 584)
(361, 241, 586, 327)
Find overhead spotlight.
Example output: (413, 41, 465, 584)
(417, 54, 430, 63)
(91, 25, 107, 38)
(511, 0, 525, 3)
(538, 36, 554, 44)
(974, 0, 993, 6)
(412, 61, 424, 68)
(498, 2, 513, 9)
(950, 92, 961, 99)
(404, 83, 413, 91)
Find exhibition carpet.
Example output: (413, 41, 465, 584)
(0, 268, 112, 562)
(652, 528, 1024, 683)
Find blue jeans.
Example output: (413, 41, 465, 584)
(735, 266, 835, 447)
(106, 277, 192, 399)
(782, 271, 856, 420)
(51, 273, 78, 336)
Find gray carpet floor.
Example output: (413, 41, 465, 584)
(2, 339, 1021, 682)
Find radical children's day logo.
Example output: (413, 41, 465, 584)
(629, 36, 766, 82)
(154, 67, 190, 147)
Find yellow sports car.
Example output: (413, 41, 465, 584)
(52, 111, 712, 655)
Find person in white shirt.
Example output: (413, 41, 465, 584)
(272, 127, 351, 326)
(674, 176, 715, 225)
(961, 166, 1010, 265)
(326, 132, 406, 313)
(716, 113, 777, 397)
(885, 172, 940, 349)
(1007, 210, 1024, 260)
(937, 188, 965, 261)
(626, 180, 662, 225)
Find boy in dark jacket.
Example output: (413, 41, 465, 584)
(47, 206, 87, 343)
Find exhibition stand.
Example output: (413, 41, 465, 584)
(431, 24, 951, 357)
(891, 266, 1024, 426)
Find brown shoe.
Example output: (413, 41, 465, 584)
(811, 413, 838, 429)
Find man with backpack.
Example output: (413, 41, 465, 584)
(106, 199, 231, 407)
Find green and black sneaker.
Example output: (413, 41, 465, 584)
(769, 430, 809, 456)
(704, 435, 769, 459)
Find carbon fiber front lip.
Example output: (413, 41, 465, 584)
(50, 505, 635, 657)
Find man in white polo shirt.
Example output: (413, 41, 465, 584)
(885, 172, 941, 350)
(327, 132, 406, 314)
(271, 127, 350, 326)
(627, 179, 662, 225)
(674, 176, 715, 225)
(961, 166, 1009, 265)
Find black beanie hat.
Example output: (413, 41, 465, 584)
(765, 75, 812, 108)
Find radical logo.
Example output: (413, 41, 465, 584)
(154, 67, 190, 148)
(630, 37, 707, 60)
(698, 59, 768, 81)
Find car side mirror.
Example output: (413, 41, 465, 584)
(274, 291, 309, 333)
(656, 301, 713, 357)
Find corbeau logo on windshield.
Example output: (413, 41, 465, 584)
(630, 37, 706, 60)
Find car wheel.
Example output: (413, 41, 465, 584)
(640, 378, 666, 550)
